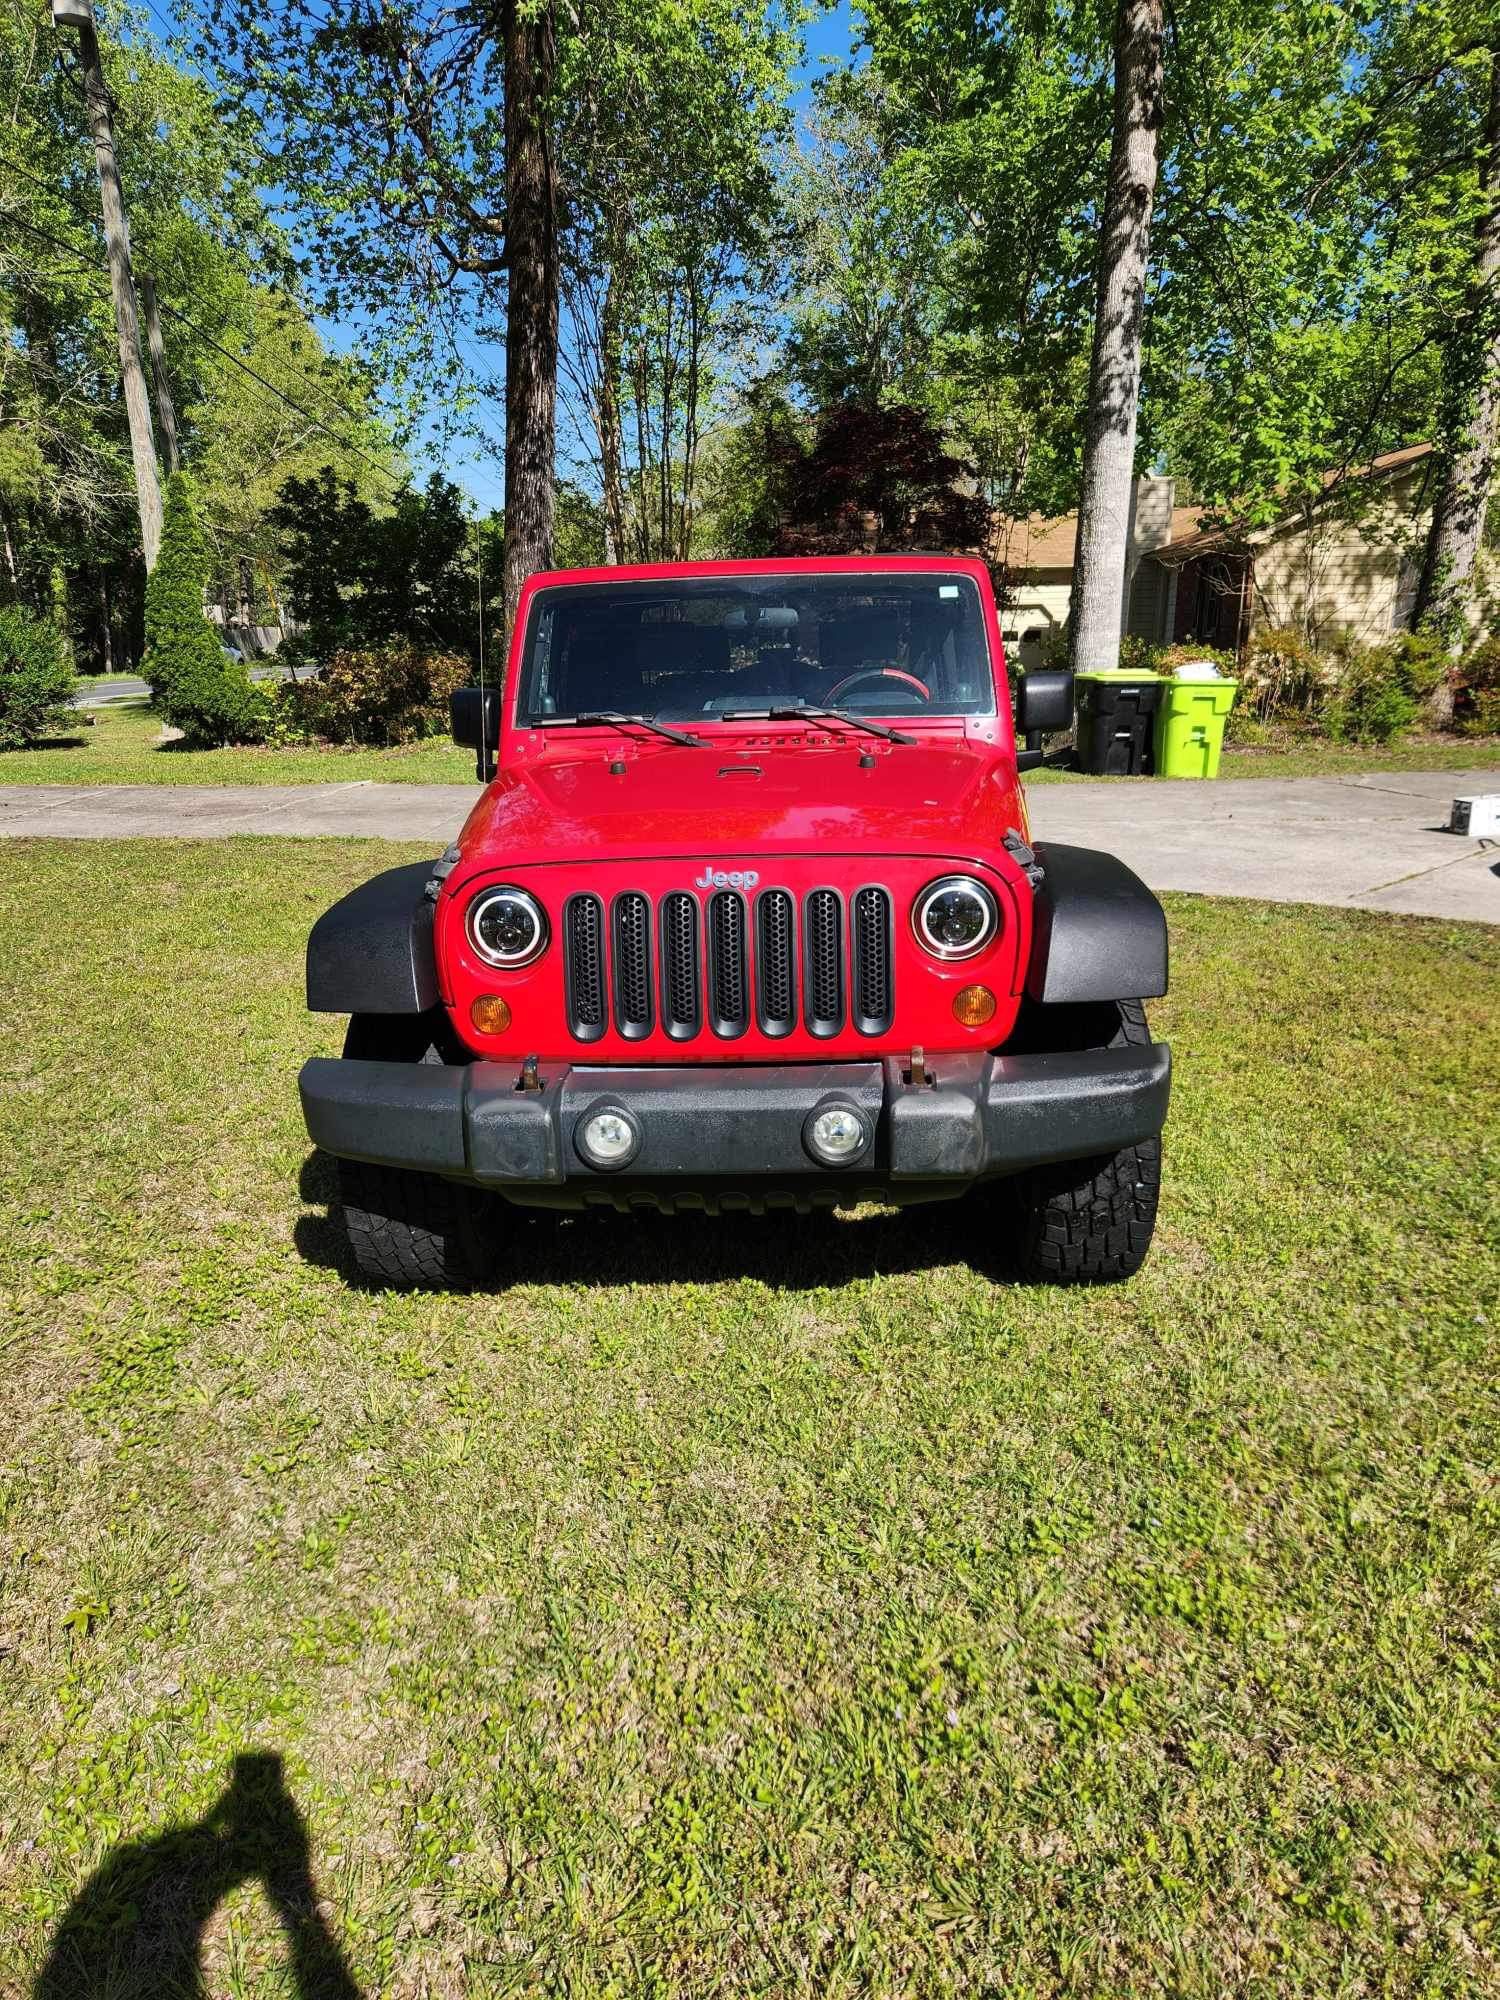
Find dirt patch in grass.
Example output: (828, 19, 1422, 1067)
(1, 840, 1496, 1996)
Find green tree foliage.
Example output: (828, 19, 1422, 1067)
(145, 474, 263, 745)
(0, 606, 75, 750)
(557, 1, 798, 562)
(0, 2, 395, 671)
(269, 471, 499, 662)
(206, 0, 798, 581)
(820, 0, 1495, 571)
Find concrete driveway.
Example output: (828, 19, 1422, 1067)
(0, 766, 1496, 922)
(1025, 766, 1500, 923)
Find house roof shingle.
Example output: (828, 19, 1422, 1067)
(994, 444, 1434, 576)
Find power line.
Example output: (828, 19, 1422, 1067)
(0, 143, 393, 442)
(158, 293, 406, 485)
(3, 205, 406, 488)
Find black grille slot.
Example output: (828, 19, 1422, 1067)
(564, 895, 607, 1041)
(708, 892, 749, 1037)
(755, 889, 796, 1037)
(659, 891, 702, 1039)
(803, 888, 845, 1036)
(852, 886, 894, 1034)
(611, 892, 652, 1039)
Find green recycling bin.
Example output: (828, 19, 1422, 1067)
(1153, 676, 1239, 779)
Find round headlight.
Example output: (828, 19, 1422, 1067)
(467, 886, 549, 967)
(913, 876, 998, 960)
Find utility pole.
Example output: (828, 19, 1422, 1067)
(52, 0, 163, 569)
(140, 276, 180, 475)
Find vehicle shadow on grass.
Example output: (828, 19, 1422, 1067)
(295, 1149, 1015, 1292)
(34, 1751, 361, 2000)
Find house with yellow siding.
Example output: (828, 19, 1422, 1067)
(993, 445, 1435, 664)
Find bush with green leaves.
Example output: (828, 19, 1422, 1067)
(1239, 626, 1337, 724)
(0, 607, 76, 750)
(145, 473, 266, 746)
(1453, 637, 1500, 737)
(272, 641, 470, 747)
(1323, 630, 1448, 745)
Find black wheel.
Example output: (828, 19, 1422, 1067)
(336, 1156, 499, 1289)
(332, 1011, 501, 1289)
(1007, 999, 1162, 1285)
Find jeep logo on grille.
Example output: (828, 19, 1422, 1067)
(694, 865, 760, 890)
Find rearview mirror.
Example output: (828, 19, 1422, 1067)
(1014, 669, 1074, 736)
(452, 686, 501, 781)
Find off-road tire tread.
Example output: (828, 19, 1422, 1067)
(337, 1158, 492, 1289)
(333, 1012, 497, 1288)
(1010, 998, 1162, 1285)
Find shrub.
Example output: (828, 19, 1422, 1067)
(1116, 635, 1166, 676)
(1453, 637, 1500, 737)
(1240, 626, 1335, 724)
(0, 607, 76, 749)
(273, 641, 470, 747)
(1323, 630, 1447, 745)
(145, 473, 266, 746)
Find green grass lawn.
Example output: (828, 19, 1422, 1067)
(2, 700, 476, 785)
(3, 697, 1496, 788)
(2, 840, 1497, 1997)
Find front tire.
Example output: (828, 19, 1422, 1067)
(1007, 999, 1162, 1285)
(331, 1011, 500, 1289)
(337, 1157, 499, 1289)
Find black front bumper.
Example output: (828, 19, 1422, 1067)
(299, 1045, 1170, 1202)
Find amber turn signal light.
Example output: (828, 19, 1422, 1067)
(952, 984, 996, 1028)
(470, 993, 512, 1035)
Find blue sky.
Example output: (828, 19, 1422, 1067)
(130, 0, 860, 510)
(406, 2, 862, 512)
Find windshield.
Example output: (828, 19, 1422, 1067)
(514, 574, 996, 726)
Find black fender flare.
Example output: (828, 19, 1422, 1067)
(306, 861, 441, 1014)
(1026, 842, 1168, 1005)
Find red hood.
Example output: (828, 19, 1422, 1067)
(451, 731, 1028, 879)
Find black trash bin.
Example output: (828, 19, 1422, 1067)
(1073, 671, 1166, 776)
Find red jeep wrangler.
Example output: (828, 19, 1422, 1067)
(299, 557, 1169, 1286)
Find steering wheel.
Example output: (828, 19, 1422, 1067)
(824, 666, 933, 706)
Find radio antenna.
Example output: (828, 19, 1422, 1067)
(475, 515, 492, 782)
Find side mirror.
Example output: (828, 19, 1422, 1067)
(451, 686, 501, 781)
(1014, 669, 1074, 736)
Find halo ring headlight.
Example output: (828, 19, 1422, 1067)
(913, 875, 998, 961)
(467, 885, 549, 968)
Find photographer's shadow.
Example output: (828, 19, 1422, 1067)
(35, 1751, 360, 2000)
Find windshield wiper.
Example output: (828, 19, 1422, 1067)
(542, 710, 702, 746)
(722, 704, 917, 745)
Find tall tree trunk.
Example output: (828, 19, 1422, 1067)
(501, 0, 559, 640)
(1414, 48, 1500, 660)
(0, 497, 19, 599)
(1069, 0, 1165, 673)
(77, 18, 163, 571)
(97, 568, 114, 677)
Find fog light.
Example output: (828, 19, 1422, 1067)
(576, 1104, 640, 1170)
(952, 984, 996, 1027)
(470, 993, 512, 1035)
(804, 1102, 870, 1167)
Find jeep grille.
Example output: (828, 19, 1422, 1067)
(565, 885, 893, 1044)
